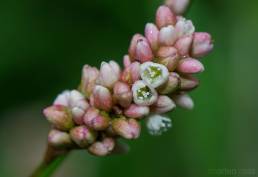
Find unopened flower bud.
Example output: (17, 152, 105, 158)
(135, 39, 154, 63)
(156, 46, 179, 71)
(175, 17, 195, 38)
(165, 0, 190, 15)
(146, 114, 172, 135)
(175, 35, 193, 56)
(145, 23, 159, 51)
(177, 58, 204, 74)
(124, 104, 150, 119)
(159, 25, 178, 46)
(123, 55, 132, 68)
(121, 62, 141, 85)
(48, 129, 72, 148)
(128, 34, 146, 60)
(92, 85, 113, 111)
(112, 118, 141, 139)
(80, 65, 99, 98)
(151, 96, 176, 114)
(156, 5, 176, 29)
(83, 107, 110, 131)
(172, 93, 194, 110)
(113, 81, 133, 108)
(140, 62, 169, 88)
(191, 32, 213, 58)
(70, 126, 97, 148)
(179, 75, 199, 91)
(157, 72, 180, 94)
(43, 105, 74, 131)
(88, 137, 115, 156)
(132, 80, 158, 106)
(98, 61, 120, 89)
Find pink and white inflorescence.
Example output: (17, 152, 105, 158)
(43, 2, 213, 156)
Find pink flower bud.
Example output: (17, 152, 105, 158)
(98, 61, 120, 89)
(177, 58, 204, 74)
(83, 107, 110, 131)
(124, 104, 150, 119)
(172, 93, 194, 110)
(156, 5, 176, 29)
(121, 62, 141, 85)
(70, 125, 97, 148)
(159, 25, 178, 46)
(128, 34, 146, 60)
(151, 96, 176, 114)
(132, 80, 158, 106)
(135, 39, 154, 63)
(43, 105, 74, 131)
(156, 46, 179, 71)
(179, 75, 199, 91)
(88, 137, 115, 156)
(48, 129, 72, 148)
(80, 65, 99, 98)
(113, 81, 133, 108)
(191, 32, 213, 58)
(112, 118, 141, 139)
(145, 23, 159, 51)
(175, 17, 195, 38)
(92, 85, 113, 111)
(157, 72, 180, 94)
(165, 0, 190, 15)
(123, 55, 132, 68)
(175, 35, 193, 56)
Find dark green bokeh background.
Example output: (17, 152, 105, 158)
(0, 0, 257, 177)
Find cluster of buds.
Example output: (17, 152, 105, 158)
(43, 2, 213, 156)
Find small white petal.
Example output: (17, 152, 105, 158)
(146, 114, 172, 136)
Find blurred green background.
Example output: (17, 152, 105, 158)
(0, 0, 257, 177)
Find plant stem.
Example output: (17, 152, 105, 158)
(29, 144, 70, 177)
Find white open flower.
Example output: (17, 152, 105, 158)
(146, 114, 172, 135)
(132, 80, 158, 106)
(140, 62, 169, 88)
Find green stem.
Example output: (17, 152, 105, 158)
(30, 144, 70, 177)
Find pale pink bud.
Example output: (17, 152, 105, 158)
(112, 118, 141, 139)
(43, 105, 74, 131)
(121, 62, 141, 85)
(124, 104, 150, 119)
(175, 35, 193, 56)
(135, 39, 154, 63)
(70, 125, 97, 148)
(88, 137, 115, 156)
(92, 85, 113, 111)
(113, 81, 133, 108)
(80, 65, 99, 98)
(145, 23, 159, 51)
(128, 34, 146, 60)
(151, 96, 176, 114)
(48, 129, 72, 148)
(191, 32, 213, 58)
(132, 80, 158, 106)
(53, 90, 70, 106)
(83, 107, 110, 131)
(98, 61, 120, 89)
(156, 46, 179, 71)
(172, 93, 194, 110)
(156, 5, 176, 29)
(159, 25, 178, 46)
(140, 62, 169, 88)
(179, 75, 199, 91)
(157, 72, 180, 94)
(165, 0, 190, 15)
(175, 17, 195, 38)
(177, 58, 204, 74)
(123, 55, 132, 68)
